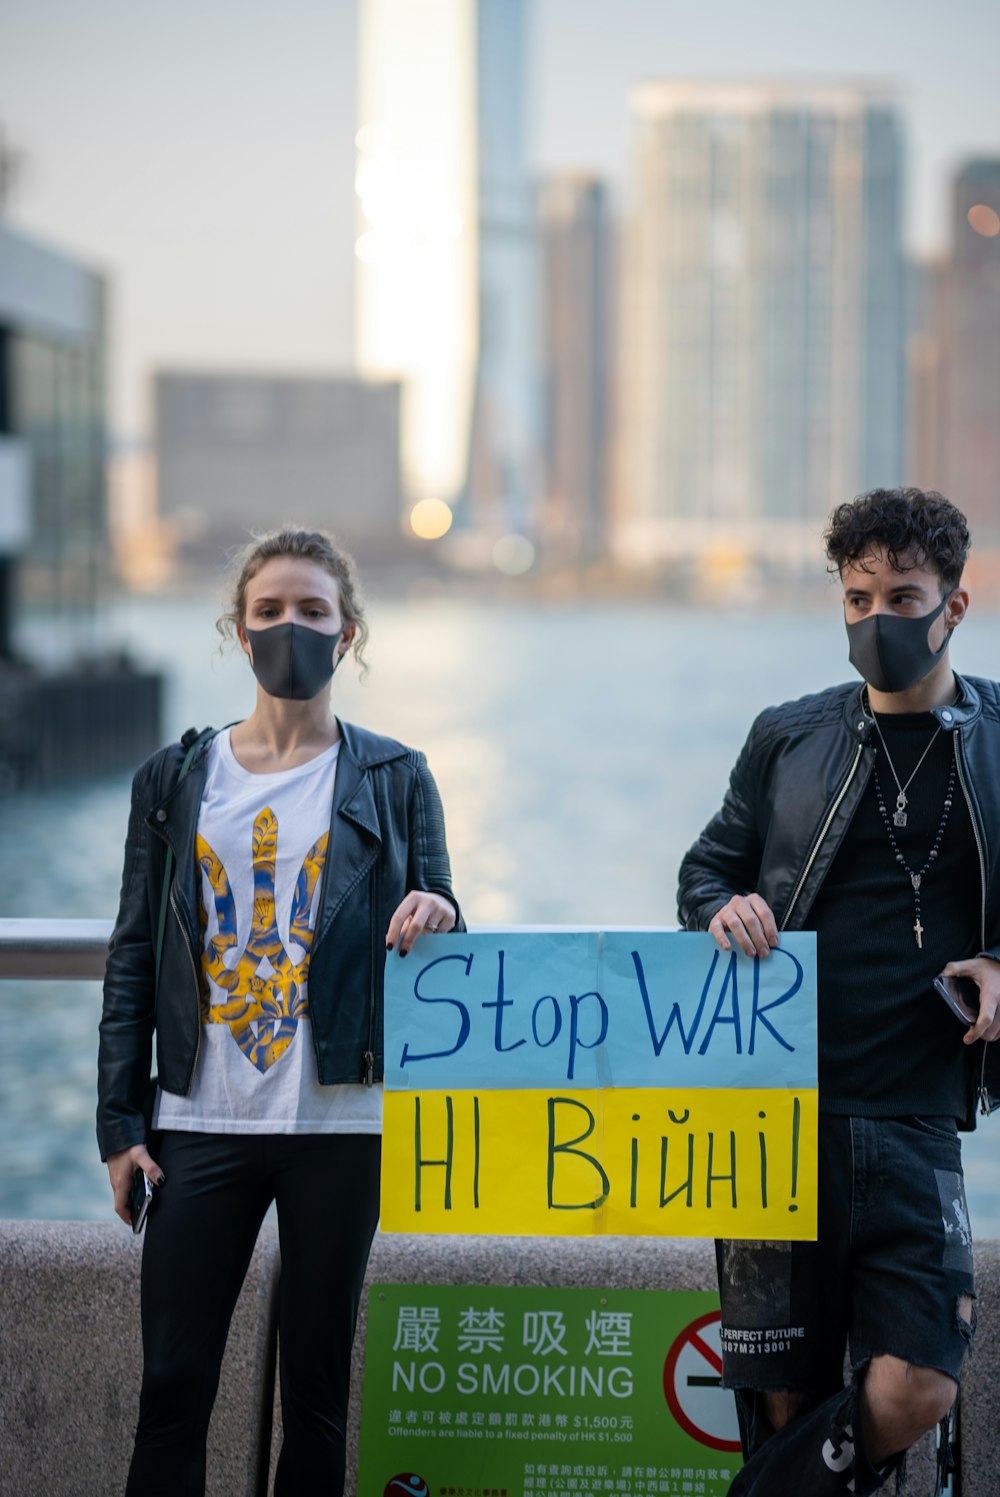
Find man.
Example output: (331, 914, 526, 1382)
(678, 489, 1000, 1495)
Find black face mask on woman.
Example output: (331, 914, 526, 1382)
(244, 623, 343, 700)
(846, 597, 950, 694)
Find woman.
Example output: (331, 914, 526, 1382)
(97, 527, 462, 1496)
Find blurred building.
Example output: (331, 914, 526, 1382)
(0, 219, 160, 787)
(906, 161, 1000, 549)
(614, 82, 904, 576)
(942, 162, 1000, 540)
(0, 219, 108, 655)
(904, 258, 948, 498)
(466, 0, 540, 535)
(153, 372, 405, 563)
(355, 0, 540, 539)
(538, 176, 612, 566)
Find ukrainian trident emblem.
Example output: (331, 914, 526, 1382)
(196, 808, 328, 1073)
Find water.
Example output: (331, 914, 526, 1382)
(3, 589, 1000, 1233)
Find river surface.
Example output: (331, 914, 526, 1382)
(3, 589, 999, 1235)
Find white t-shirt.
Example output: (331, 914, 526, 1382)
(155, 729, 383, 1134)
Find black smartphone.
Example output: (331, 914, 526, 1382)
(933, 973, 980, 1027)
(129, 1168, 154, 1234)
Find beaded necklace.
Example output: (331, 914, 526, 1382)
(872, 750, 956, 950)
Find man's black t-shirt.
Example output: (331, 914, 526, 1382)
(806, 711, 980, 1120)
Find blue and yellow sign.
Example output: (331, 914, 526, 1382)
(382, 931, 817, 1239)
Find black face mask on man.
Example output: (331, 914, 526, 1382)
(244, 622, 343, 700)
(846, 597, 950, 694)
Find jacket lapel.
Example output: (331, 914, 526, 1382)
(313, 742, 382, 948)
(146, 747, 211, 947)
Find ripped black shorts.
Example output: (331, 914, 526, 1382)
(716, 1113, 977, 1399)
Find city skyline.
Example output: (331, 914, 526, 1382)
(2, 0, 998, 441)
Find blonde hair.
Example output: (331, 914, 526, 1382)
(217, 527, 370, 676)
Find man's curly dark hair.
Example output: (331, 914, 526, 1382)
(824, 487, 970, 592)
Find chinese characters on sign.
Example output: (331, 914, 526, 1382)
(359, 1285, 742, 1496)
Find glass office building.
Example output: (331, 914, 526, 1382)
(944, 160, 1000, 540)
(0, 220, 160, 785)
(615, 83, 905, 569)
(0, 219, 108, 657)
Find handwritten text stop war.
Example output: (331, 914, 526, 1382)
(385, 931, 817, 1092)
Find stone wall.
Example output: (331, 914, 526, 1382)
(1, 1222, 990, 1495)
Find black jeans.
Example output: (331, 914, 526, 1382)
(125, 1130, 381, 1497)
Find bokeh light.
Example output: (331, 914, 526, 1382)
(409, 498, 454, 540)
(492, 533, 535, 575)
(967, 204, 1000, 238)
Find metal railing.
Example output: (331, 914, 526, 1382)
(0, 918, 112, 979)
(0, 919, 671, 983)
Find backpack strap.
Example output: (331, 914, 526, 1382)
(154, 727, 216, 992)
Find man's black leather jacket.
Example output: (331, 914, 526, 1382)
(677, 673, 1000, 1128)
(97, 721, 463, 1161)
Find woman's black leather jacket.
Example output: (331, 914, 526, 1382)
(97, 721, 463, 1160)
(677, 674, 1000, 1128)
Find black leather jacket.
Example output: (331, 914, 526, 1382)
(97, 721, 463, 1161)
(677, 673, 1000, 1128)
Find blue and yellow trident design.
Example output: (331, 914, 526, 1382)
(196, 808, 328, 1073)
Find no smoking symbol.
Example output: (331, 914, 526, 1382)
(662, 1310, 741, 1453)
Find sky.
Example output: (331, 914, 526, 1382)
(2, 0, 998, 441)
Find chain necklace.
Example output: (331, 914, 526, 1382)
(873, 753, 956, 949)
(869, 712, 942, 828)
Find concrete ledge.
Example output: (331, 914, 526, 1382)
(0, 1220, 279, 1497)
(2, 1223, 992, 1495)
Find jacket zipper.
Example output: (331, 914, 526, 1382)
(781, 742, 865, 931)
(953, 732, 992, 1115)
(170, 884, 204, 1092)
(365, 856, 381, 1086)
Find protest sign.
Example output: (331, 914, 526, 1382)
(383, 931, 817, 1239)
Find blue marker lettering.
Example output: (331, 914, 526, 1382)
(399, 953, 473, 1066)
(698, 951, 743, 1055)
(567, 990, 608, 1080)
(749, 947, 801, 1054)
(631, 947, 717, 1056)
(480, 948, 527, 1054)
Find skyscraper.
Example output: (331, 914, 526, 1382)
(0, 218, 161, 784)
(0, 219, 108, 642)
(466, 0, 539, 534)
(942, 160, 1000, 540)
(539, 175, 611, 565)
(614, 82, 905, 571)
(904, 258, 948, 494)
(355, 0, 538, 533)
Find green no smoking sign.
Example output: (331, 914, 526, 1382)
(358, 1285, 743, 1496)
